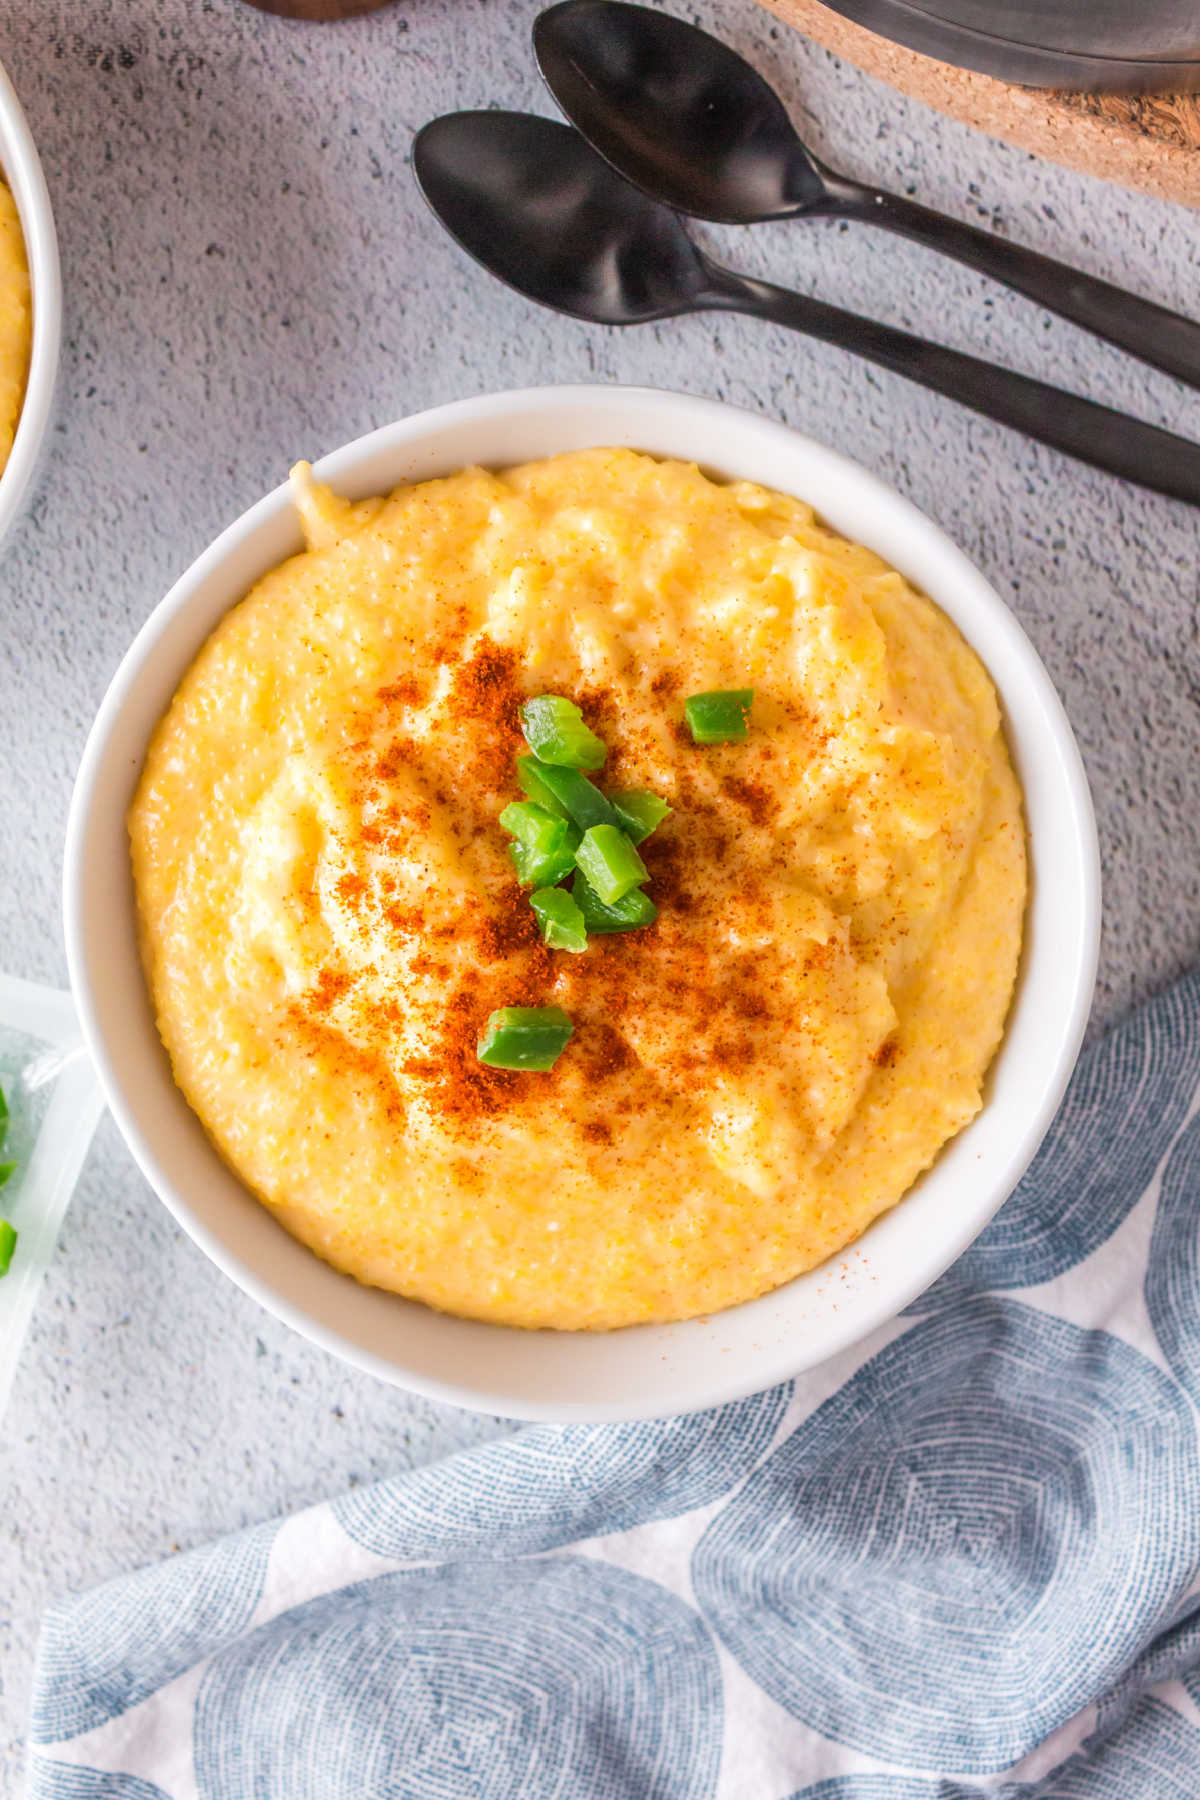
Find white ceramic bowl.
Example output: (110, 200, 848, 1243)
(0, 60, 60, 549)
(64, 386, 1099, 1421)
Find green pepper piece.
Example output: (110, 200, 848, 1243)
(508, 828, 580, 889)
(516, 755, 571, 820)
(499, 800, 561, 847)
(521, 762, 618, 833)
(0, 1218, 15, 1276)
(530, 887, 589, 953)
(520, 695, 606, 771)
(477, 1005, 574, 1071)
(684, 688, 754, 744)
(609, 789, 672, 845)
(574, 824, 648, 905)
(499, 801, 580, 886)
(0, 1162, 14, 1191)
(572, 872, 659, 935)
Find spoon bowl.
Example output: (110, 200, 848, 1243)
(534, 0, 1200, 391)
(413, 111, 710, 324)
(414, 106, 1200, 506)
(533, 0, 827, 223)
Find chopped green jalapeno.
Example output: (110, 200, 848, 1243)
(572, 872, 658, 935)
(509, 829, 580, 890)
(516, 755, 571, 820)
(477, 1005, 574, 1071)
(500, 802, 580, 887)
(575, 824, 649, 905)
(520, 695, 606, 770)
(0, 1218, 15, 1276)
(684, 688, 754, 744)
(609, 789, 672, 845)
(531, 887, 589, 953)
(499, 800, 559, 846)
(521, 762, 618, 833)
(0, 1162, 14, 1191)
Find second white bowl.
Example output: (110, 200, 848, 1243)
(63, 385, 1099, 1420)
(0, 58, 60, 551)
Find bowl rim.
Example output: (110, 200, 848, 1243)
(0, 57, 60, 550)
(63, 383, 1100, 1420)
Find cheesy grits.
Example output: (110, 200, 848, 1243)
(0, 179, 29, 481)
(129, 448, 1026, 1330)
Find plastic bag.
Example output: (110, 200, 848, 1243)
(0, 972, 104, 1423)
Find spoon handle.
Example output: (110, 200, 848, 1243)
(703, 263, 1200, 506)
(818, 175, 1200, 391)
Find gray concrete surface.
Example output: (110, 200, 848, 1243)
(0, 0, 1197, 1787)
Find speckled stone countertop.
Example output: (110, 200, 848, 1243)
(0, 0, 1197, 1786)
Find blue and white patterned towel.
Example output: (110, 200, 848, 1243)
(28, 971, 1200, 1800)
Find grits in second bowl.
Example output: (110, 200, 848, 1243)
(0, 177, 29, 482)
(129, 447, 1026, 1330)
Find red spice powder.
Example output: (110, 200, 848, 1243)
(284, 1005, 407, 1126)
(384, 904, 424, 936)
(376, 676, 423, 707)
(290, 653, 782, 1137)
(443, 639, 526, 793)
(307, 968, 350, 1015)
(335, 873, 367, 906)
(574, 684, 621, 738)
(409, 953, 451, 981)
(720, 774, 777, 828)
(373, 741, 417, 781)
(709, 1034, 757, 1074)
(573, 1019, 638, 1082)
(433, 606, 471, 665)
(476, 881, 542, 961)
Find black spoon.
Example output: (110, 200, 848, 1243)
(413, 111, 1200, 507)
(534, 0, 1200, 392)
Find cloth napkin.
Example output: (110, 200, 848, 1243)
(28, 970, 1200, 1800)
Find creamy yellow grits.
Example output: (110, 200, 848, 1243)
(0, 179, 30, 480)
(130, 448, 1025, 1330)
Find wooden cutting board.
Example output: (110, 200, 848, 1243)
(756, 0, 1200, 207)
